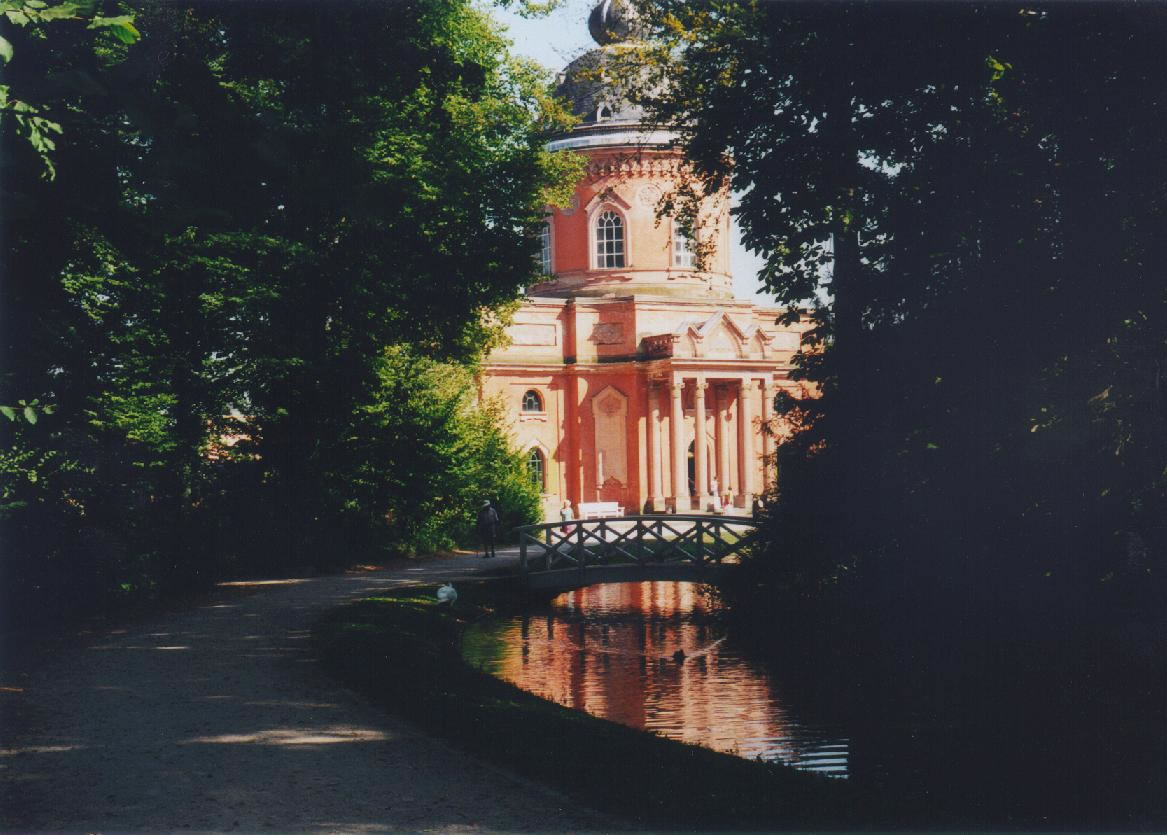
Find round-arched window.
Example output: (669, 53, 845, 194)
(527, 447, 546, 491)
(673, 219, 696, 268)
(595, 210, 625, 268)
(522, 389, 543, 412)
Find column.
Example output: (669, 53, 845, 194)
(694, 380, 710, 508)
(648, 383, 666, 511)
(761, 380, 776, 493)
(567, 372, 582, 508)
(737, 378, 755, 509)
(716, 384, 730, 502)
(670, 381, 688, 511)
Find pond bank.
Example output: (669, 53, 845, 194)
(312, 577, 878, 831)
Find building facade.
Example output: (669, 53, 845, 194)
(480, 0, 808, 519)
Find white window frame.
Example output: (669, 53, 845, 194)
(538, 220, 553, 275)
(584, 191, 633, 271)
(526, 446, 547, 492)
(521, 389, 544, 413)
(672, 218, 696, 268)
(595, 210, 625, 269)
(589, 207, 630, 270)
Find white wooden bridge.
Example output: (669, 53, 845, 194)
(515, 514, 759, 592)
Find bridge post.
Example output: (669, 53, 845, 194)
(695, 518, 705, 566)
(636, 517, 645, 566)
(577, 519, 586, 575)
(599, 519, 607, 564)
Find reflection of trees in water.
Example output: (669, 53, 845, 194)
(469, 581, 849, 776)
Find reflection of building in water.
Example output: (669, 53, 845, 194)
(498, 581, 807, 763)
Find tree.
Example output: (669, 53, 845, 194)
(0, 0, 139, 178)
(344, 347, 541, 557)
(1, 0, 580, 622)
(621, 5, 1167, 821)
(628, 0, 1167, 613)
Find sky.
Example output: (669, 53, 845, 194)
(489, 0, 775, 306)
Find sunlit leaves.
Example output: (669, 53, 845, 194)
(0, 0, 139, 178)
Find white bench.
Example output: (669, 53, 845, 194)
(577, 501, 624, 519)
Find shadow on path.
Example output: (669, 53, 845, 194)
(0, 548, 626, 832)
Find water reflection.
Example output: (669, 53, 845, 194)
(462, 581, 849, 777)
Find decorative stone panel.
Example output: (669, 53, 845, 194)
(591, 322, 624, 345)
(511, 324, 558, 346)
(592, 385, 628, 488)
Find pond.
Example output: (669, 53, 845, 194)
(461, 580, 850, 777)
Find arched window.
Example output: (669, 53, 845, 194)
(595, 210, 625, 268)
(596, 105, 612, 123)
(527, 447, 546, 491)
(521, 389, 543, 412)
(673, 220, 696, 268)
(538, 221, 552, 275)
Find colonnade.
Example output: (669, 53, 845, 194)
(647, 376, 777, 512)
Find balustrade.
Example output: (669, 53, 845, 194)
(516, 514, 759, 578)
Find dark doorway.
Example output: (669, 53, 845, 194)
(687, 440, 695, 496)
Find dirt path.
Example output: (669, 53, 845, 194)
(0, 549, 628, 832)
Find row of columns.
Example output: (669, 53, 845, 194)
(648, 377, 776, 512)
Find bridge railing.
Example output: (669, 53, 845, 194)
(515, 514, 759, 576)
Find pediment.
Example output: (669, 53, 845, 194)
(643, 312, 786, 360)
(670, 312, 757, 359)
(704, 321, 740, 358)
(584, 188, 633, 216)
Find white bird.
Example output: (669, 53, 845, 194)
(436, 583, 457, 605)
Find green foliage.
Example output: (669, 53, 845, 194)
(628, 1, 1167, 622)
(0, 0, 140, 177)
(344, 347, 542, 555)
(1, 0, 575, 625)
(0, 399, 55, 425)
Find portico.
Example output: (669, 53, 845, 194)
(644, 373, 772, 512)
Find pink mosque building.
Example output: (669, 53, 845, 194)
(481, 0, 809, 520)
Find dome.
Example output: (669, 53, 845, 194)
(555, 46, 646, 128)
(547, 0, 676, 151)
(587, 0, 643, 45)
(553, 0, 653, 132)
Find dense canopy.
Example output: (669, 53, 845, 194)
(1, 0, 578, 621)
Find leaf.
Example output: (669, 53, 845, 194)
(89, 14, 139, 44)
(38, 3, 81, 22)
(0, 35, 12, 64)
(0, 405, 15, 421)
(109, 20, 139, 44)
(23, 406, 37, 424)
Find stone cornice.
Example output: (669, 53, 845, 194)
(544, 129, 679, 154)
(482, 358, 792, 375)
(584, 152, 685, 181)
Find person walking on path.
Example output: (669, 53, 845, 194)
(477, 500, 500, 558)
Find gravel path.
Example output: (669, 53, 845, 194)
(0, 549, 628, 832)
